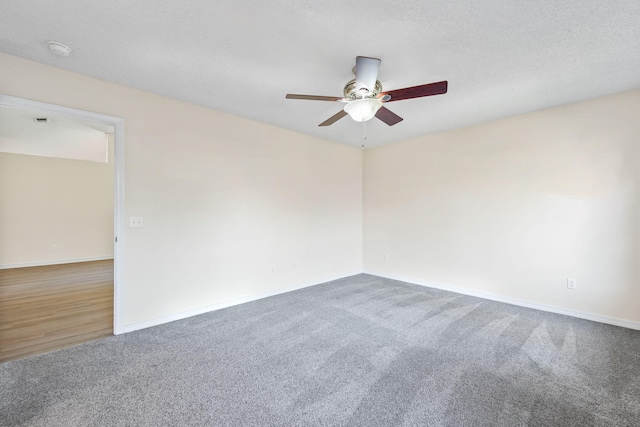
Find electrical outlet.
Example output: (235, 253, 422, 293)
(51, 244, 57, 251)
(567, 278, 577, 290)
(384, 254, 390, 262)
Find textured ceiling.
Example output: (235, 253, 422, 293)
(1, 1, 639, 148)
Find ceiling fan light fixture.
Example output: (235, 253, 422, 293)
(343, 98, 382, 122)
(285, 56, 448, 128)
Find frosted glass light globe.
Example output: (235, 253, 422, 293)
(343, 98, 383, 122)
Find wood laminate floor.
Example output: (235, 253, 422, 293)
(0, 260, 113, 362)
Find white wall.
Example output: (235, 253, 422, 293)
(0, 53, 363, 328)
(0, 140, 114, 267)
(364, 89, 640, 324)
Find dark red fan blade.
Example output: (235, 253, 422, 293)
(381, 81, 448, 102)
(319, 110, 348, 126)
(286, 94, 343, 102)
(375, 106, 403, 126)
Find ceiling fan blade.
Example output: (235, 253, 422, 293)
(355, 56, 381, 93)
(286, 94, 344, 102)
(382, 81, 448, 102)
(319, 110, 348, 126)
(375, 106, 403, 126)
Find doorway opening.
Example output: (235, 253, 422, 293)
(0, 94, 124, 361)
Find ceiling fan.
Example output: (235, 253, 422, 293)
(286, 56, 448, 127)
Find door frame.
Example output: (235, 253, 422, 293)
(0, 93, 125, 334)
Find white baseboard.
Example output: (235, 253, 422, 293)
(121, 271, 363, 334)
(364, 270, 640, 331)
(0, 256, 114, 270)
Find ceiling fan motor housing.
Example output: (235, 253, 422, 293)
(343, 79, 382, 99)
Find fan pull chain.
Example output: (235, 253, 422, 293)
(362, 120, 367, 141)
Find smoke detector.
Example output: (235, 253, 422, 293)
(47, 41, 72, 57)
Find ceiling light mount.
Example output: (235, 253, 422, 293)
(47, 41, 72, 57)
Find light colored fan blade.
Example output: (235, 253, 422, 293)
(355, 56, 381, 93)
(319, 110, 348, 126)
(286, 94, 344, 102)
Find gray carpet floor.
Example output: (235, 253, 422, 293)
(1, 274, 639, 426)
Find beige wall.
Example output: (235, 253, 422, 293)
(3, 51, 638, 329)
(0, 53, 363, 327)
(364, 89, 640, 323)
(0, 142, 114, 267)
